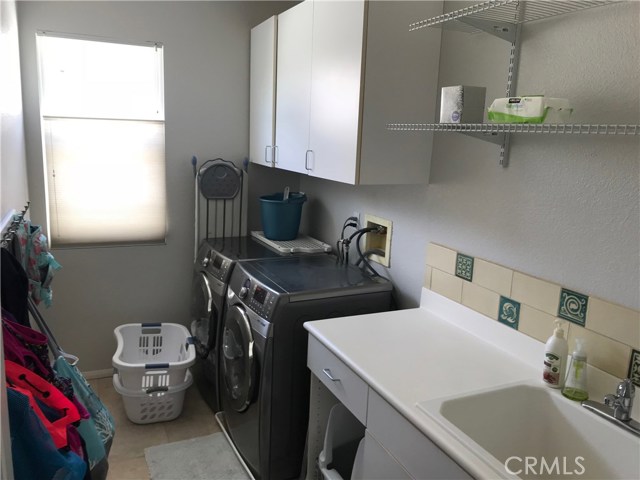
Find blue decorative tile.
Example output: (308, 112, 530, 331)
(498, 296, 520, 329)
(455, 253, 474, 282)
(557, 288, 588, 326)
(629, 349, 640, 387)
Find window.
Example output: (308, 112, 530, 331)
(36, 32, 166, 247)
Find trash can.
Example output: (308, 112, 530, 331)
(317, 403, 365, 480)
(259, 192, 307, 241)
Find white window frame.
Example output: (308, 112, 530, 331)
(36, 31, 167, 248)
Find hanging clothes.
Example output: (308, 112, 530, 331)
(4, 360, 81, 449)
(1, 246, 30, 325)
(15, 218, 62, 307)
(7, 387, 87, 480)
(54, 357, 115, 475)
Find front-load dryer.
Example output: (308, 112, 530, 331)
(220, 254, 393, 479)
(190, 236, 285, 412)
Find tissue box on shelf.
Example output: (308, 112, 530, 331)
(440, 86, 486, 124)
(487, 96, 572, 123)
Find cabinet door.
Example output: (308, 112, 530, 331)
(274, 0, 313, 174)
(308, 0, 365, 184)
(249, 16, 277, 167)
(367, 390, 471, 479)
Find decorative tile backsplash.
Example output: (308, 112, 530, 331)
(425, 243, 640, 385)
(558, 288, 589, 326)
(498, 296, 520, 330)
(455, 253, 474, 282)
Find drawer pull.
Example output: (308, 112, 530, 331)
(323, 368, 340, 382)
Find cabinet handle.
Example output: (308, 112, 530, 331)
(273, 145, 278, 164)
(305, 150, 313, 171)
(322, 368, 340, 382)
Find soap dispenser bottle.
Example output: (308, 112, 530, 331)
(562, 338, 589, 401)
(542, 320, 568, 388)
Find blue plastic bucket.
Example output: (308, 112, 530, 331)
(259, 192, 307, 240)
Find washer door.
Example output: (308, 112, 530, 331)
(221, 304, 255, 413)
(190, 272, 219, 359)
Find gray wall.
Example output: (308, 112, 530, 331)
(1, 1, 26, 474)
(301, 1, 640, 311)
(15, 1, 640, 373)
(1, 0, 29, 213)
(18, 1, 296, 372)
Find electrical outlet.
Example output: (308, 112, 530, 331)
(363, 214, 392, 267)
(352, 211, 360, 228)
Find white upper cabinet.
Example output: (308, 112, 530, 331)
(307, 0, 365, 184)
(274, 1, 313, 174)
(259, 0, 443, 185)
(249, 16, 277, 167)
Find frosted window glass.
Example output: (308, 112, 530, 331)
(37, 33, 166, 247)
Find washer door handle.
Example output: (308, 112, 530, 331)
(322, 368, 340, 382)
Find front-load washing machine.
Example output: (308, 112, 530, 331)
(220, 254, 393, 479)
(190, 236, 330, 412)
(190, 236, 285, 412)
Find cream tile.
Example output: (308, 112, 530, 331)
(518, 305, 558, 343)
(473, 259, 513, 297)
(110, 420, 169, 459)
(430, 269, 463, 303)
(106, 455, 149, 480)
(586, 297, 640, 350)
(511, 272, 561, 316)
(424, 265, 433, 289)
(426, 243, 456, 275)
(163, 411, 220, 444)
(567, 325, 631, 379)
(462, 281, 500, 320)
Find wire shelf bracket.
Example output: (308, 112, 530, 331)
(396, 0, 629, 167)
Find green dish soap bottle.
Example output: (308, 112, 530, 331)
(562, 338, 588, 401)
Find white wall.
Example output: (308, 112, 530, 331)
(1, 0, 29, 212)
(17, 1, 296, 372)
(301, 1, 640, 311)
(1, 0, 26, 474)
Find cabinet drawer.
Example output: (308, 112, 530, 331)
(367, 390, 471, 479)
(307, 335, 368, 424)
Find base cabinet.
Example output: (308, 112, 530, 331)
(306, 336, 471, 479)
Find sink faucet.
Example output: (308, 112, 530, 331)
(604, 379, 635, 421)
(582, 379, 639, 437)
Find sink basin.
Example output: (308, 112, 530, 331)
(418, 382, 640, 479)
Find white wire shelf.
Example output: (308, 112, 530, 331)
(386, 123, 640, 135)
(409, 0, 618, 33)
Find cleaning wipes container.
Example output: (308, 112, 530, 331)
(260, 191, 307, 241)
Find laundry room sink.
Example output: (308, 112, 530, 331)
(417, 382, 640, 479)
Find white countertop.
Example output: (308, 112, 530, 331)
(304, 289, 557, 478)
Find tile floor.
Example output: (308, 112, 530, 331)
(89, 376, 220, 480)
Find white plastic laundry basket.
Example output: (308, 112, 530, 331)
(112, 322, 196, 391)
(113, 370, 193, 424)
(112, 322, 196, 423)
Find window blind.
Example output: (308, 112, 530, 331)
(37, 33, 166, 247)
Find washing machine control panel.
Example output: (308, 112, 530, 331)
(237, 277, 277, 319)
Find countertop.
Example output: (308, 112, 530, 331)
(304, 289, 547, 478)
